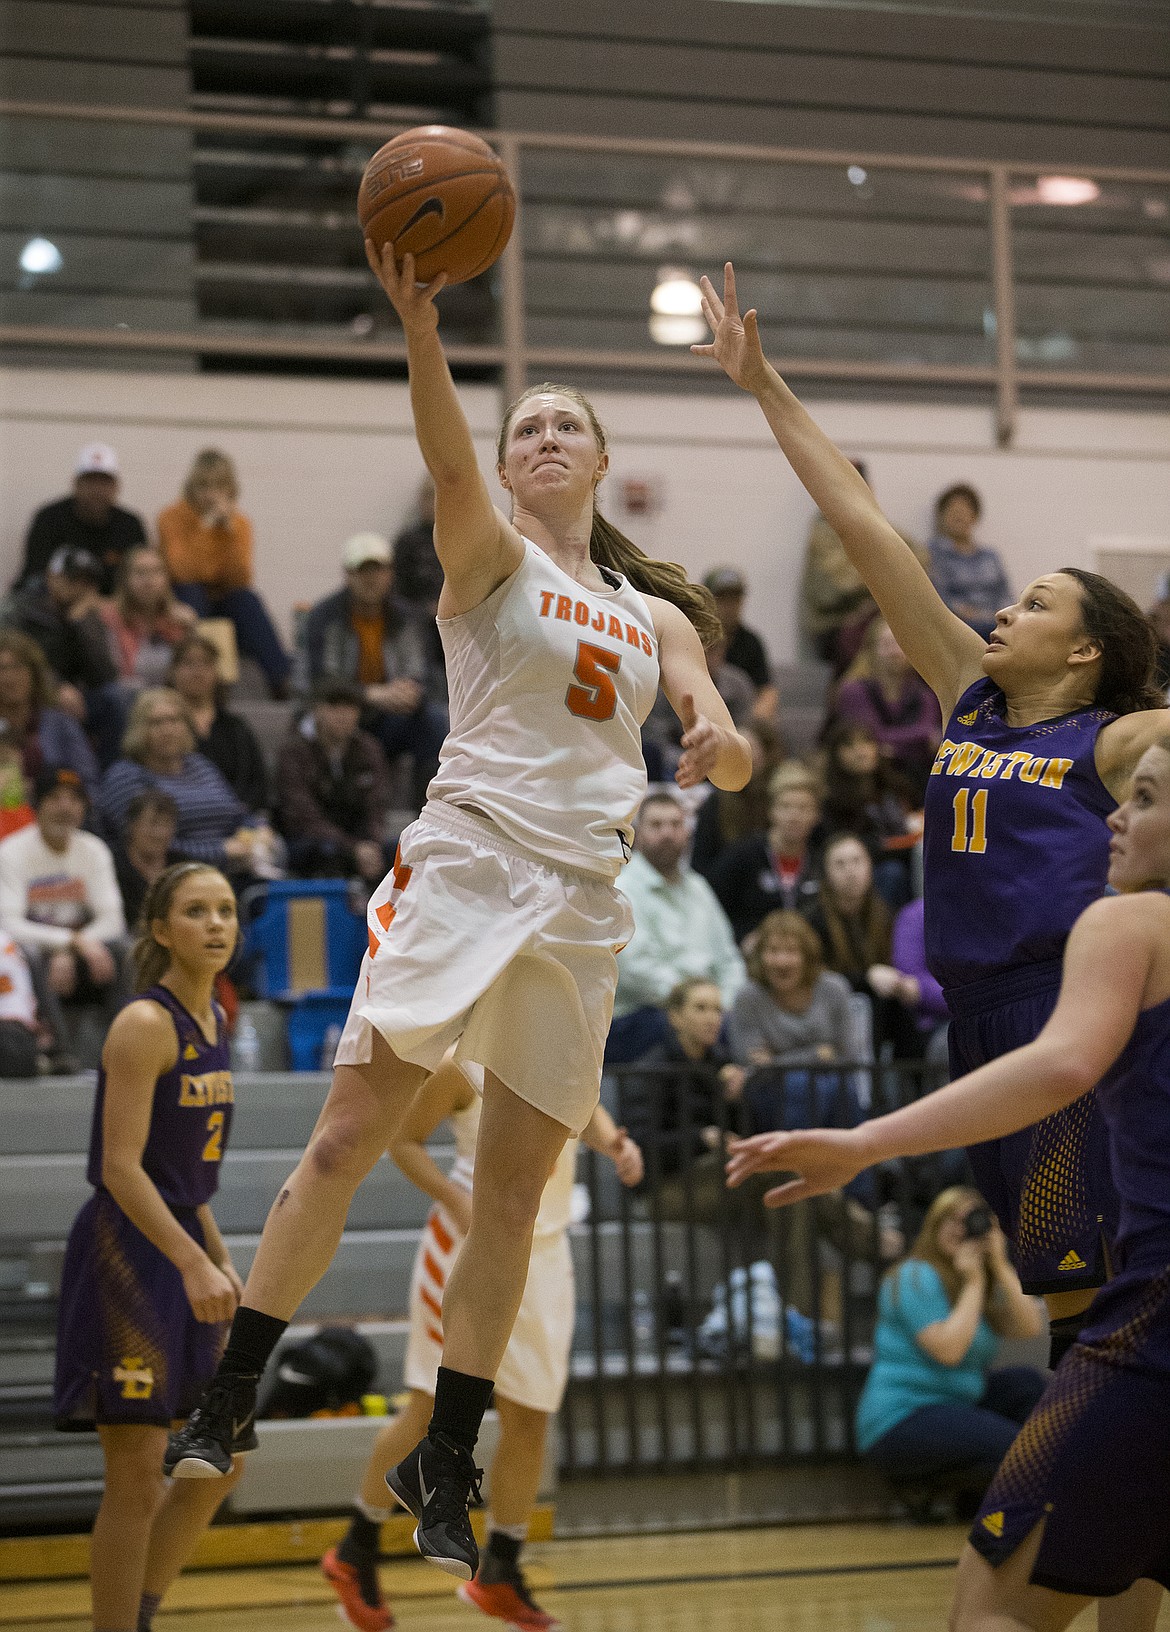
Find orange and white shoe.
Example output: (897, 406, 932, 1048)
(321, 1542, 394, 1632)
(458, 1570, 563, 1632)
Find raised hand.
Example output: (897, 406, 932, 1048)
(691, 262, 769, 393)
(365, 242, 447, 337)
(725, 1127, 866, 1209)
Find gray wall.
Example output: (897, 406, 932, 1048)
(491, 0, 1170, 168)
(0, 0, 196, 354)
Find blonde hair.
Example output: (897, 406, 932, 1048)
(183, 448, 239, 507)
(767, 760, 821, 806)
(133, 862, 234, 990)
(497, 384, 721, 646)
(122, 687, 196, 765)
(892, 1186, 1009, 1336)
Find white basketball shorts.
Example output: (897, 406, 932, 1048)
(403, 1196, 574, 1414)
(334, 800, 633, 1133)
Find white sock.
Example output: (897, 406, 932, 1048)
(487, 1518, 528, 1543)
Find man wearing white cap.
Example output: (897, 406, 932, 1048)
(16, 445, 147, 595)
(299, 532, 447, 809)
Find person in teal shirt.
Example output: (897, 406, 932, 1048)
(856, 1186, 1045, 1509)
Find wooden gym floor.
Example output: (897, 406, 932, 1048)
(7, 1525, 1170, 1632)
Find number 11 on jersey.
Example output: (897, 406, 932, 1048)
(952, 787, 988, 854)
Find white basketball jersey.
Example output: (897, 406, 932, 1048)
(429, 538, 660, 880)
(448, 1094, 578, 1239)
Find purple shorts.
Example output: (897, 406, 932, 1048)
(970, 1259, 1170, 1596)
(54, 1189, 226, 1430)
(948, 961, 1118, 1294)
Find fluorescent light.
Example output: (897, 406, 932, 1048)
(19, 237, 63, 275)
(847, 165, 868, 186)
(651, 268, 703, 317)
(1035, 176, 1100, 207)
(650, 313, 706, 346)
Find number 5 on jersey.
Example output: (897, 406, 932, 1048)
(952, 787, 988, 854)
(566, 640, 621, 722)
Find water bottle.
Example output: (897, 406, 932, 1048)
(233, 1012, 262, 1073)
(320, 1023, 342, 1071)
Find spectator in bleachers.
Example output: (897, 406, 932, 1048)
(112, 789, 179, 930)
(100, 688, 278, 878)
(0, 935, 48, 1076)
(856, 1188, 1044, 1515)
(0, 629, 99, 801)
(392, 475, 443, 613)
(0, 767, 128, 1054)
(833, 618, 941, 799)
(15, 443, 147, 595)
(610, 791, 745, 1062)
(800, 464, 928, 672)
(274, 677, 393, 885)
(800, 832, 916, 1056)
(691, 717, 786, 880)
(927, 483, 1010, 641)
(157, 448, 292, 697)
(890, 895, 950, 1065)
(703, 566, 779, 724)
(728, 909, 853, 1075)
(9, 545, 125, 766)
(299, 532, 447, 809)
(622, 976, 747, 1217)
(0, 726, 34, 840)
(101, 544, 197, 694)
(819, 720, 916, 908)
(169, 633, 268, 814)
(709, 761, 823, 943)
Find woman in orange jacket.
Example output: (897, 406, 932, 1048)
(158, 450, 291, 696)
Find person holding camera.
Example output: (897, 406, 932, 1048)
(855, 1186, 1044, 1511)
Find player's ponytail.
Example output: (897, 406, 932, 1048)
(1061, 567, 1164, 716)
(133, 862, 229, 990)
(498, 383, 723, 647)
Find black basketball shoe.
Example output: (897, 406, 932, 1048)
(384, 1431, 483, 1579)
(163, 1373, 260, 1478)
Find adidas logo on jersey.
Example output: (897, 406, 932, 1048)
(1058, 1249, 1087, 1272)
(184, 1041, 199, 1061)
(958, 710, 979, 725)
(980, 1511, 1005, 1538)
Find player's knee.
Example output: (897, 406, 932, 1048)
(106, 1454, 167, 1512)
(304, 1110, 382, 1184)
(477, 1182, 541, 1244)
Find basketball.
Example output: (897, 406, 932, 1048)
(358, 125, 516, 286)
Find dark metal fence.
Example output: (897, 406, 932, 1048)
(560, 1056, 963, 1476)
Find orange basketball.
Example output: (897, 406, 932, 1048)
(358, 125, 516, 286)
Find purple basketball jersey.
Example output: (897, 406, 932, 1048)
(922, 677, 1116, 991)
(1095, 985, 1170, 1265)
(86, 984, 233, 1208)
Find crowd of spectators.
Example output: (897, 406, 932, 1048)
(0, 442, 449, 1062)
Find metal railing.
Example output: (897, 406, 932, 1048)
(560, 1056, 959, 1476)
(2, 98, 1169, 444)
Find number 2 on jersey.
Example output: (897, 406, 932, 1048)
(202, 1110, 225, 1163)
(951, 787, 988, 854)
(566, 640, 621, 721)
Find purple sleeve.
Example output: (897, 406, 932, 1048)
(892, 901, 948, 1019)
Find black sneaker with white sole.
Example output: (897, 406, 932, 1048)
(163, 1373, 259, 1478)
(385, 1431, 483, 1579)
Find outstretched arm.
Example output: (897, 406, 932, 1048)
(694, 263, 986, 715)
(726, 894, 1158, 1207)
(368, 243, 523, 611)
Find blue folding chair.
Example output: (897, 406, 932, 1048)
(240, 880, 367, 1070)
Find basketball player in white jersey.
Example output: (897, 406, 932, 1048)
(322, 1054, 643, 1631)
(166, 243, 752, 1579)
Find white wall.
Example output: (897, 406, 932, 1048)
(2, 367, 1168, 663)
